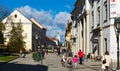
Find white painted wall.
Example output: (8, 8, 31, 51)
(110, 25, 117, 61)
(3, 10, 32, 51)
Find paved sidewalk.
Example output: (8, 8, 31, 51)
(0, 53, 118, 71)
(43, 53, 103, 71)
(43, 53, 68, 71)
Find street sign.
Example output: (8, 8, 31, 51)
(115, 17, 120, 23)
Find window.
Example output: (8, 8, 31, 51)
(97, 7, 100, 25)
(14, 14, 17, 18)
(92, 11, 94, 28)
(91, 0, 94, 7)
(97, 0, 100, 3)
(104, 1, 107, 22)
(23, 33, 27, 38)
(104, 38, 107, 51)
(73, 38, 76, 43)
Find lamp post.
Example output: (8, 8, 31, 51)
(114, 17, 120, 70)
(35, 35, 38, 51)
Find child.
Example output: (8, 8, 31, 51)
(73, 55, 79, 68)
(22, 53, 25, 58)
(61, 55, 66, 67)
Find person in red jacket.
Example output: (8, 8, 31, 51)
(78, 49, 84, 64)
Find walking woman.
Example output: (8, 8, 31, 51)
(101, 51, 111, 71)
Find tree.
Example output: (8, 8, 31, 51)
(8, 22, 26, 53)
(0, 5, 10, 44)
(0, 22, 6, 44)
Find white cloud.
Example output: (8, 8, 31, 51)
(17, 5, 70, 42)
(65, 5, 71, 10)
(54, 12, 70, 29)
(17, 6, 53, 26)
(17, 6, 33, 17)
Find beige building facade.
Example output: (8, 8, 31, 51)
(2, 10, 46, 51)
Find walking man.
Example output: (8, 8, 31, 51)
(78, 49, 84, 64)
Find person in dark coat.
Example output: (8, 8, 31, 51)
(57, 48, 61, 56)
(41, 49, 45, 59)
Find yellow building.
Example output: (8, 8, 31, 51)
(65, 21, 72, 52)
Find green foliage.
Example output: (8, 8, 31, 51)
(8, 22, 26, 53)
(0, 22, 6, 31)
(0, 55, 18, 62)
(0, 22, 6, 44)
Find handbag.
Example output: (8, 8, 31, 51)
(101, 64, 105, 69)
(102, 59, 106, 64)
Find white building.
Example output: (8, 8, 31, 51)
(90, 0, 120, 61)
(2, 9, 46, 51)
(71, 0, 90, 55)
(71, 0, 120, 61)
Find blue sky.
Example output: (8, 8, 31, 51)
(0, 0, 76, 43)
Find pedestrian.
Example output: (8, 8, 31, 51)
(68, 49, 73, 57)
(22, 52, 25, 58)
(61, 54, 66, 67)
(73, 55, 79, 68)
(42, 49, 45, 59)
(101, 51, 111, 71)
(19, 48, 23, 58)
(57, 48, 61, 56)
(36, 50, 42, 62)
(46, 49, 48, 54)
(78, 49, 84, 64)
(86, 53, 91, 61)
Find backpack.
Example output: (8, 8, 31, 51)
(61, 58, 64, 62)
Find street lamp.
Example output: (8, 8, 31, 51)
(114, 17, 120, 70)
(35, 35, 38, 51)
(35, 34, 43, 64)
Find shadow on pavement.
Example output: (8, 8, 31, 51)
(0, 63, 48, 71)
(0, 62, 7, 65)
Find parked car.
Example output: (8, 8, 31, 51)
(47, 49, 52, 53)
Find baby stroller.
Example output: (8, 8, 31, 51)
(65, 57, 74, 68)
